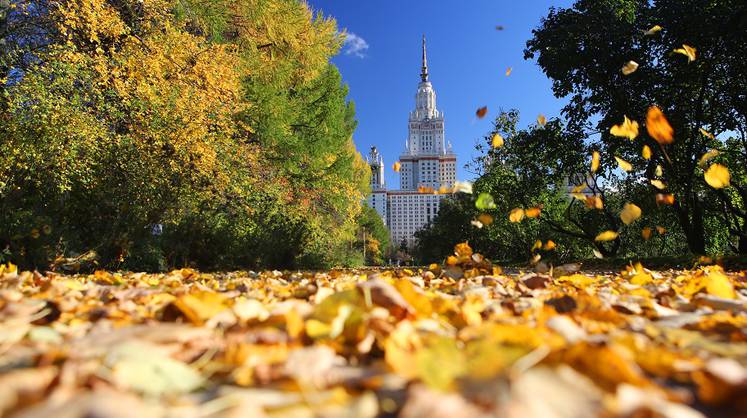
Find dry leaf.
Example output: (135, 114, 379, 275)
(621, 61, 639, 75)
(610, 116, 639, 140)
(591, 151, 600, 173)
(509, 208, 525, 223)
(704, 164, 730, 189)
(699, 128, 715, 139)
(505, 67, 512, 76)
(620, 203, 642, 225)
(537, 114, 547, 126)
(642, 145, 652, 160)
(615, 156, 633, 172)
(595, 230, 619, 242)
(543, 240, 556, 251)
(656, 194, 675, 206)
(643, 25, 663, 35)
(673, 44, 697, 62)
(642, 227, 653, 240)
(650, 179, 666, 190)
(393, 161, 401, 172)
(492, 133, 504, 148)
(476, 106, 488, 119)
(525, 207, 542, 218)
(698, 149, 719, 167)
(646, 106, 674, 144)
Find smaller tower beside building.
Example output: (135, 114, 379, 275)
(366, 147, 388, 225)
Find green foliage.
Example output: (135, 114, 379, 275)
(525, 0, 747, 254)
(0, 0, 370, 271)
(356, 205, 390, 266)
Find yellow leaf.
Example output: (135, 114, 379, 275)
(699, 128, 715, 139)
(646, 106, 674, 144)
(673, 44, 697, 62)
(470, 220, 483, 228)
(620, 203, 642, 225)
(644, 25, 663, 35)
(393, 161, 401, 172)
(585, 195, 603, 210)
(172, 291, 228, 325)
(505, 67, 512, 76)
(642, 145, 652, 160)
(656, 226, 667, 235)
(698, 149, 719, 167)
(704, 163, 730, 189)
(621, 60, 639, 75)
(650, 179, 666, 190)
(615, 156, 633, 172)
(595, 230, 619, 242)
(655, 165, 663, 177)
(537, 114, 547, 126)
(610, 116, 639, 140)
(491, 133, 504, 148)
(656, 193, 675, 206)
(591, 151, 600, 173)
(704, 268, 736, 299)
(593, 249, 604, 259)
(477, 213, 494, 225)
(531, 240, 542, 252)
(509, 208, 525, 223)
(642, 227, 652, 240)
(525, 207, 541, 218)
(543, 240, 556, 251)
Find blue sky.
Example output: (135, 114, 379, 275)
(308, 0, 574, 187)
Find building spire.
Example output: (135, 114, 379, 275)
(421, 34, 428, 82)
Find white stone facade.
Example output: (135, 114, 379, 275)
(365, 36, 457, 248)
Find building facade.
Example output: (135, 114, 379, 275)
(365, 36, 457, 248)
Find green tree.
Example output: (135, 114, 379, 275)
(525, 0, 747, 254)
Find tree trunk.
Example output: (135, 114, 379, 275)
(675, 196, 707, 255)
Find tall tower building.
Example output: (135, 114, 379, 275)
(366, 36, 457, 248)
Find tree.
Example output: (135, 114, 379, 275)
(525, 0, 747, 254)
(356, 204, 390, 265)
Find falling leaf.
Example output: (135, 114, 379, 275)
(491, 133, 504, 148)
(593, 249, 604, 259)
(543, 240, 556, 251)
(643, 24, 663, 35)
(495, 25, 505, 30)
(646, 106, 674, 144)
(393, 162, 401, 172)
(615, 156, 633, 172)
(699, 128, 715, 139)
(656, 226, 667, 234)
(656, 193, 675, 206)
(595, 230, 619, 242)
(650, 179, 666, 190)
(531, 240, 542, 252)
(509, 208, 525, 223)
(703, 268, 736, 299)
(530, 253, 542, 264)
(477, 213, 494, 226)
(476, 106, 488, 119)
(585, 195, 604, 210)
(655, 165, 663, 177)
(704, 164, 730, 189)
(698, 149, 719, 167)
(673, 44, 697, 62)
(620, 203, 642, 225)
(470, 220, 483, 229)
(525, 207, 542, 218)
(621, 61, 639, 75)
(453, 181, 473, 194)
(610, 116, 639, 140)
(642, 145, 652, 160)
(641, 227, 652, 240)
(591, 151, 600, 173)
(475, 193, 496, 210)
(505, 67, 512, 76)
(537, 114, 547, 126)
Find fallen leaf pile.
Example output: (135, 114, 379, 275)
(1, 252, 746, 418)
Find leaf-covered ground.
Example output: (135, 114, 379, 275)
(1, 244, 746, 418)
